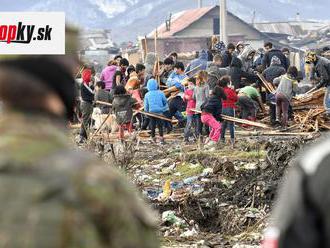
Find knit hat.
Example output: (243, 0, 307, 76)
(214, 41, 226, 52)
(82, 69, 92, 84)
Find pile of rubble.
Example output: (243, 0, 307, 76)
(292, 88, 329, 132)
(289, 24, 330, 49)
(90, 134, 314, 247)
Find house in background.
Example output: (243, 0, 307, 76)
(254, 20, 329, 41)
(79, 29, 120, 72)
(253, 20, 330, 49)
(141, 5, 275, 59)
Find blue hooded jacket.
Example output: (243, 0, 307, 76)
(185, 50, 208, 74)
(144, 79, 169, 114)
(166, 72, 186, 92)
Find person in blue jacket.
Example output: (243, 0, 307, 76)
(144, 79, 169, 144)
(185, 50, 208, 76)
(166, 62, 187, 130)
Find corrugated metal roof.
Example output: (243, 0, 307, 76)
(254, 23, 302, 36)
(149, 6, 214, 38)
(254, 21, 329, 37)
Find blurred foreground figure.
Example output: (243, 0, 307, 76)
(263, 138, 330, 248)
(0, 27, 158, 248)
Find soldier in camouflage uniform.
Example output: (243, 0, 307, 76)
(0, 27, 159, 248)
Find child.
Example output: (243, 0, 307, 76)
(219, 76, 238, 147)
(126, 72, 143, 129)
(92, 81, 112, 130)
(144, 79, 169, 144)
(112, 85, 137, 140)
(79, 68, 94, 143)
(183, 77, 198, 143)
(274, 66, 299, 128)
(100, 60, 117, 91)
(193, 70, 209, 139)
(94, 81, 112, 114)
(201, 86, 226, 147)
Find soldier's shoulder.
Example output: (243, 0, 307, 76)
(70, 150, 159, 246)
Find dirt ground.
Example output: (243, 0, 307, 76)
(78, 128, 318, 247)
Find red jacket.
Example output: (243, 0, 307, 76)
(184, 88, 196, 116)
(222, 86, 238, 109)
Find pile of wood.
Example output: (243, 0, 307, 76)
(291, 88, 329, 132)
(292, 88, 325, 110)
(293, 108, 326, 132)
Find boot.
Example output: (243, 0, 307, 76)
(230, 138, 235, 149)
(160, 137, 166, 145)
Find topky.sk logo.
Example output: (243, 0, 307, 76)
(0, 22, 53, 44)
(0, 12, 65, 55)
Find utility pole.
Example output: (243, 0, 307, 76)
(251, 10, 256, 27)
(198, 0, 202, 8)
(219, 0, 228, 44)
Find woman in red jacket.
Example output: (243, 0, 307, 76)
(219, 76, 238, 147)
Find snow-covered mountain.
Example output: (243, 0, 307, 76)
(1, 0, 330, 42)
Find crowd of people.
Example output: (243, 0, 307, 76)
(76, 40, 330, 147)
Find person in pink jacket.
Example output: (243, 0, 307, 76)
(184, 77, 198, 143)
(100, 60, 117, 91)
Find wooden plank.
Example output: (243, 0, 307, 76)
(191, 109, 271, 129)
(135, 110, 175, 123)
(235, 131, 315, 136)
(256, 73, 276, 93)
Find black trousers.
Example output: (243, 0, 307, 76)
(238, 96, 256, 119)
(149, 116, 164, 138)
(79, 101, 93, 139)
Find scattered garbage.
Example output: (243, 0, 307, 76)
(183, 176, 199, 184)
(162, 211, 187, 228)
(92, 131, 313, 247)
(180, 228, 199, 238)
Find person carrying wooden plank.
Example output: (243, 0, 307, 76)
(219, 76, 238, 147)
(273, 66, 299, 128)
(165, 62, 187, 130)
(305, 51, 330, 114)
(200, 86, 227, 147)
(144, 79, 169, 144)
(237, 85, 266, 128)
(112, 85, 137, 140)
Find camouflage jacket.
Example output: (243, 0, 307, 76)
(0, 112, 159, 248)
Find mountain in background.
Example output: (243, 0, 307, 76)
(1, 0, 330, 42)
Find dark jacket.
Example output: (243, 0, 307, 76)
(112, 94, 137, 125)
(201, 95, 223, 121)
(262, 49, 288, 70)
(81, 83, 94, 103)
(263, 138, 330, 248)
(221, 50, 233, 68)
(207, 62, 228, 90)
(185, 50, 208, 75)
(95, 89, 112, 114)
(229, 57, 258, 89)
(315, 56, 330, 88)
(262, 65, 286, 83)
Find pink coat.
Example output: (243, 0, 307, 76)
(100, 65, 117, 90)
(184, 88, 196, 116)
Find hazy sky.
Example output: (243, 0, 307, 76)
(1, 0, 329, 22)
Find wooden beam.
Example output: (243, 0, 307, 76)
(256, 73, 275, 93)
(191, 109, 271, 129)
